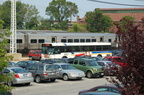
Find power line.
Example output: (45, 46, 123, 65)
(88, 0, 144, 7)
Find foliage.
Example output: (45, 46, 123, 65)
(0, 20, 14, 93)
(106, 17, 144, 95)
(45, 0, 78, 30)
(115, 16, 135, 45)
(32, 18, 53, 30)
(85, 8, 113, 32)
(68, 23, 87, 32)
(0, 0, 39, 29)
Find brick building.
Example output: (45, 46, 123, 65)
(77, 8, 144, 33)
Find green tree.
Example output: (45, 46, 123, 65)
(45, 0, 78, 30)
(32, 18, 53, 30)
(24, 4, 40, 29)
(0, 0, 39, 29)
(85, 8, 113, 32)
(0, 20, 13, 93)
(68, 23, 87, 32)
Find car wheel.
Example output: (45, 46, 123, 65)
(50, 79, 56, 82)
(7, 81, 13, 86)
(35, 75, 41, 83)
(86, 71, 92, 78)
(63, 74, 69, 81)
(79, 77, 82, 80)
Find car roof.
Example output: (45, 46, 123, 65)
(95, 84, 118, 88)
(80, 92, 121, 95)
(54, 63, 70, 65)
(7, 66, 23, 69)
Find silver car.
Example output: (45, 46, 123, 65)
(2, 66, 34, 86)
(54, 63, 85, 81)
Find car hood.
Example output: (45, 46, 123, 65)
(90, 66, 102, 68)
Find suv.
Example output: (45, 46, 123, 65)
(70, 58, 104, 78)
(26, 63, 59, 83)
(102, 56, 126, 66)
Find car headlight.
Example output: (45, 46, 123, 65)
(69, 73, 75, 75)
(92, 68, 98, 71)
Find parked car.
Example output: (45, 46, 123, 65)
(90, 57, 102, 61)
(8, 62, 18, 67)
(54, 63, 85, 81)
(16, 61, 38, 69)
(71, 58, 104, 78)
(102, 56, 126, 66)
(95, 61, 116, 75)
(78, 85, 121, 95)
(28, 50, 42, 60)
(25, 63, 59, 83)
(96, 61, 114, 68)
(39, 59, 66, 64)
(79, 92, 121, 95)
(61, 58, 74, 64)
(2, 67, 34, 86)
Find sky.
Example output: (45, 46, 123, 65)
(0, 0, 144, 21)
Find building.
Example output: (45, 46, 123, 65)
(77, 8, 144, 32)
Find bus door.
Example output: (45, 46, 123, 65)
(51, 36, 57, 43)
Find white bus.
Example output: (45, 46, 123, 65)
(41, 42, 112, 59)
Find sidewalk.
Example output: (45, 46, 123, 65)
(21, 57, 30, 61)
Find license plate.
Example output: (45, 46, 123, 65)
(50, 73, 55, 75)
(23, 74, 28, 77)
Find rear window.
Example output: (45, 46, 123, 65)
(11, 68, 28, 73)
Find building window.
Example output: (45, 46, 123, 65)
(74, 39, 79, 42)
(31, 39, 37, 43)
(92, 39, 96, 42)
(61, 39, 66, 43)
(17, 39, 22, 43)
(39, 39, 44, 43)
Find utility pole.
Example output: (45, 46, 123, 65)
(10, 0, 17, 53)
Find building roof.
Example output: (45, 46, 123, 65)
(77, 8, 144, 22)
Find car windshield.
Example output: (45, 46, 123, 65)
(86, 61, 99, 66)
(11, 68, 28, 73)
(61, 65, 75, 70)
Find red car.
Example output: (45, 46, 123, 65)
(78, 85, 121, 95)
(28, 50, 42, 60)
(102, 56, 126, 66)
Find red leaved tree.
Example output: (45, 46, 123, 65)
(106, 16, 144, 95)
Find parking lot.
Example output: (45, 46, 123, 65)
(12, 77, 110, 95)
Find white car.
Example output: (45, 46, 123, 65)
(54, 63, 85, 81)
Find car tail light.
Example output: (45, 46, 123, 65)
(15, 74, 20, 78)
(43, 71, 47, 76)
